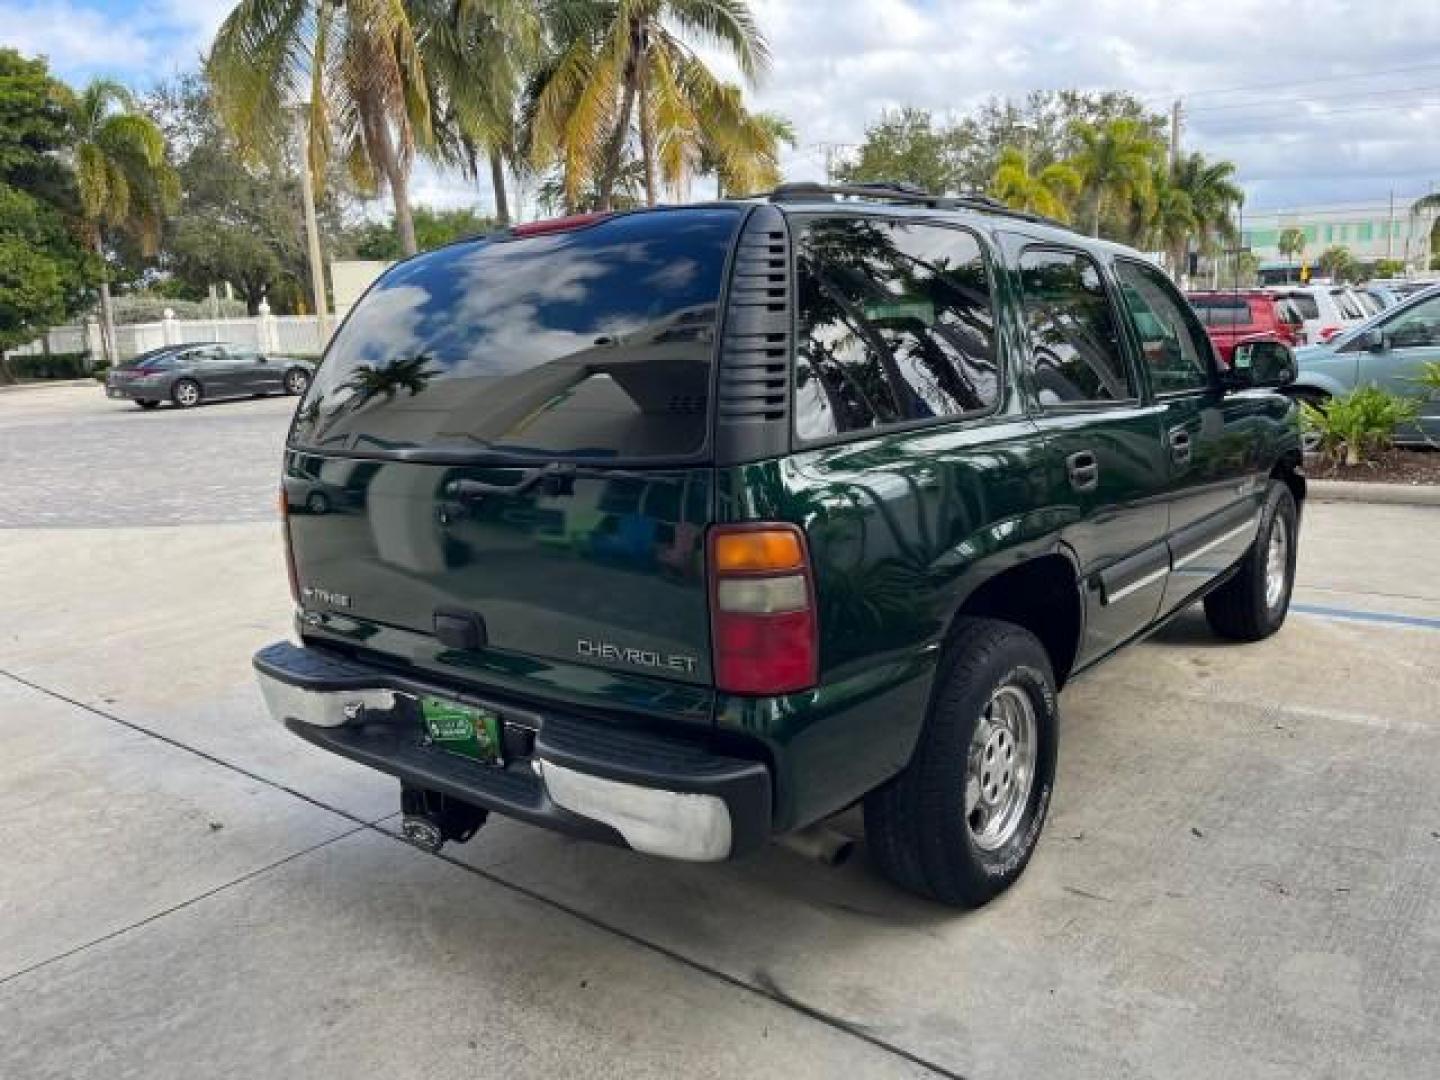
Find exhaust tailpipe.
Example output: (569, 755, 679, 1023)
(777, 824, 855, 867)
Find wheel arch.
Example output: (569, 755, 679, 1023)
(943, 549, 1084, 689)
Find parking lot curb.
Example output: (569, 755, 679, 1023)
(0, 379, 96, 393)
(1307, 478, 1440, 507)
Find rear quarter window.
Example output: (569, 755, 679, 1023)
(792, 217, 999, 440)
(292, 208, 742, 461)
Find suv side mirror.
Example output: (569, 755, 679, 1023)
(1227, 339, 1297, 389)
(1357, 328, 1387, 352)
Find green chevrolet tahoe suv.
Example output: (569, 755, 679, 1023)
(254, 184, 1304, 908)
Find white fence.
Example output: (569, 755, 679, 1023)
(5, 305, 334, 365)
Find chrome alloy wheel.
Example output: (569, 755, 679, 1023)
(174, 381, 200, 407)
(1264, 515, 1290, 612)
(285, 370, 309, 394)
(964, 683, 1038, 851)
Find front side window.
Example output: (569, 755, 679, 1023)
(1114, 259, 1213, 392)
(1384, 295, 1440, 349)
(792, 217, 999, 440)
(1017, 249, 1134, 406)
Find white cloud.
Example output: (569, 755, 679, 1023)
(1, 2, 158, 73)
(17, 0, 1440, 212)
(732, 0, 1440, 208)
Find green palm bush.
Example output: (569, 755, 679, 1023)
(1301, 386, 1420, 467)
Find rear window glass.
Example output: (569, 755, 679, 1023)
(292, 208, 741, 461)
(1187, 296, 1253, 327)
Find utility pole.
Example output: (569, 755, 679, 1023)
(295, 106, 330, 338)
(1169, 100, 1183, 173)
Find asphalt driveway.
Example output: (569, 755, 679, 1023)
(2, 384, 1438, 1079)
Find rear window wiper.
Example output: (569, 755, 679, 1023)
(444, 462, 673, 499)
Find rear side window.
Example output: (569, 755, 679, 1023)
(792, 217, 999, 440)
(1332, 289, 1366, 320)
(1017, 249, 1134, 405)
(1285, 293, 1321, 320)
(292, 208, 741, 461)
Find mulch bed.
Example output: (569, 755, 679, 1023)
(1304, 448, 1440, 485)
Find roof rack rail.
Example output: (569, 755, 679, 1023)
(766, 181, 1070, 230)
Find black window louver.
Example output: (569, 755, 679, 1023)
(714, 205, 792, 464)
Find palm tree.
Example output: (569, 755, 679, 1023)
(68, 79, 178, 366)
(694, 102, 794, 198)
(1278, 226, 1306, 281)
(1170, 151, 1243, 283)
(526, 0, 769, 212)
(1142, 163, 1196, 278)
(1317, 244, 1355, 283)
(210, 0, 433, 256)
(418, 0, 542, 226)
(990, 146, 1081, 222)
(1070, 118, 1161, 238)
(1278, 227, 1306, 261)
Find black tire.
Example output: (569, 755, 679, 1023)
(864, 618, 1058, 908)
(284, 368, 311, 396)
(171, 378, 202, 408)
(135, 400, 160, 410)
(1203, 481, 1298, 641)
(305, 490, 330, 515)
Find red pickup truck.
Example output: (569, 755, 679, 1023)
(1187, 291, 1306, 365)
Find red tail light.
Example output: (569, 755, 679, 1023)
(279, 488, 300, 604)
(511, 212, 611, 238)
(708, 524, 818, 695)
(1318, 325, 1342, 342)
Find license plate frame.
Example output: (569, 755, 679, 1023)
(419, 696, 504, 765)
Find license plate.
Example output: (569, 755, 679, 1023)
(420, 697, 503, 764)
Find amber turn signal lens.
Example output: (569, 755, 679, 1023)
(712, 529, 804, 572)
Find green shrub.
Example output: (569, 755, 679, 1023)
(5, 351, 92, 379)
(1302, 385, 1419, 467)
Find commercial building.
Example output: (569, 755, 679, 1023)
(1239, 195, 1439, 281)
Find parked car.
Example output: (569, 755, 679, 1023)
(253, 184, 1304, 909)
(1269, 285, 1368, 345)
(1366, 281, 1433, 311)
(104, 342, 314, 409)
(1292, 283, 1440, 445)
(1187, 290, 1305, 362)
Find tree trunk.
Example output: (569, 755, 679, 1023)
(489, 149, 511, 225)
(597, 18, 645, 212)
(638, 68, 657, 207)
(390, 162, 417, 256)
(367, 106, 418, 256)
(1091, 197, 1102, 238)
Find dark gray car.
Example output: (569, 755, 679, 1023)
(104, 343, 315, 409)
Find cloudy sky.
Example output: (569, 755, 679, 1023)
(8, 0, 1440, 214)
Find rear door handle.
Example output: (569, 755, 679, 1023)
(1168, 427, 1192, 466)
(1066, 450, 1099, 493)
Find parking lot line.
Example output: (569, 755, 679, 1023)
(1291, 603, 1440, 631)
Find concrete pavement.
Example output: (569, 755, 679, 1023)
(2, 385, 1438, 1079)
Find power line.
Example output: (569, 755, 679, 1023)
(1188, 98, 1440, 124)
(1156, 59, 1440, 102)
(1187, 82, 1440, 115)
